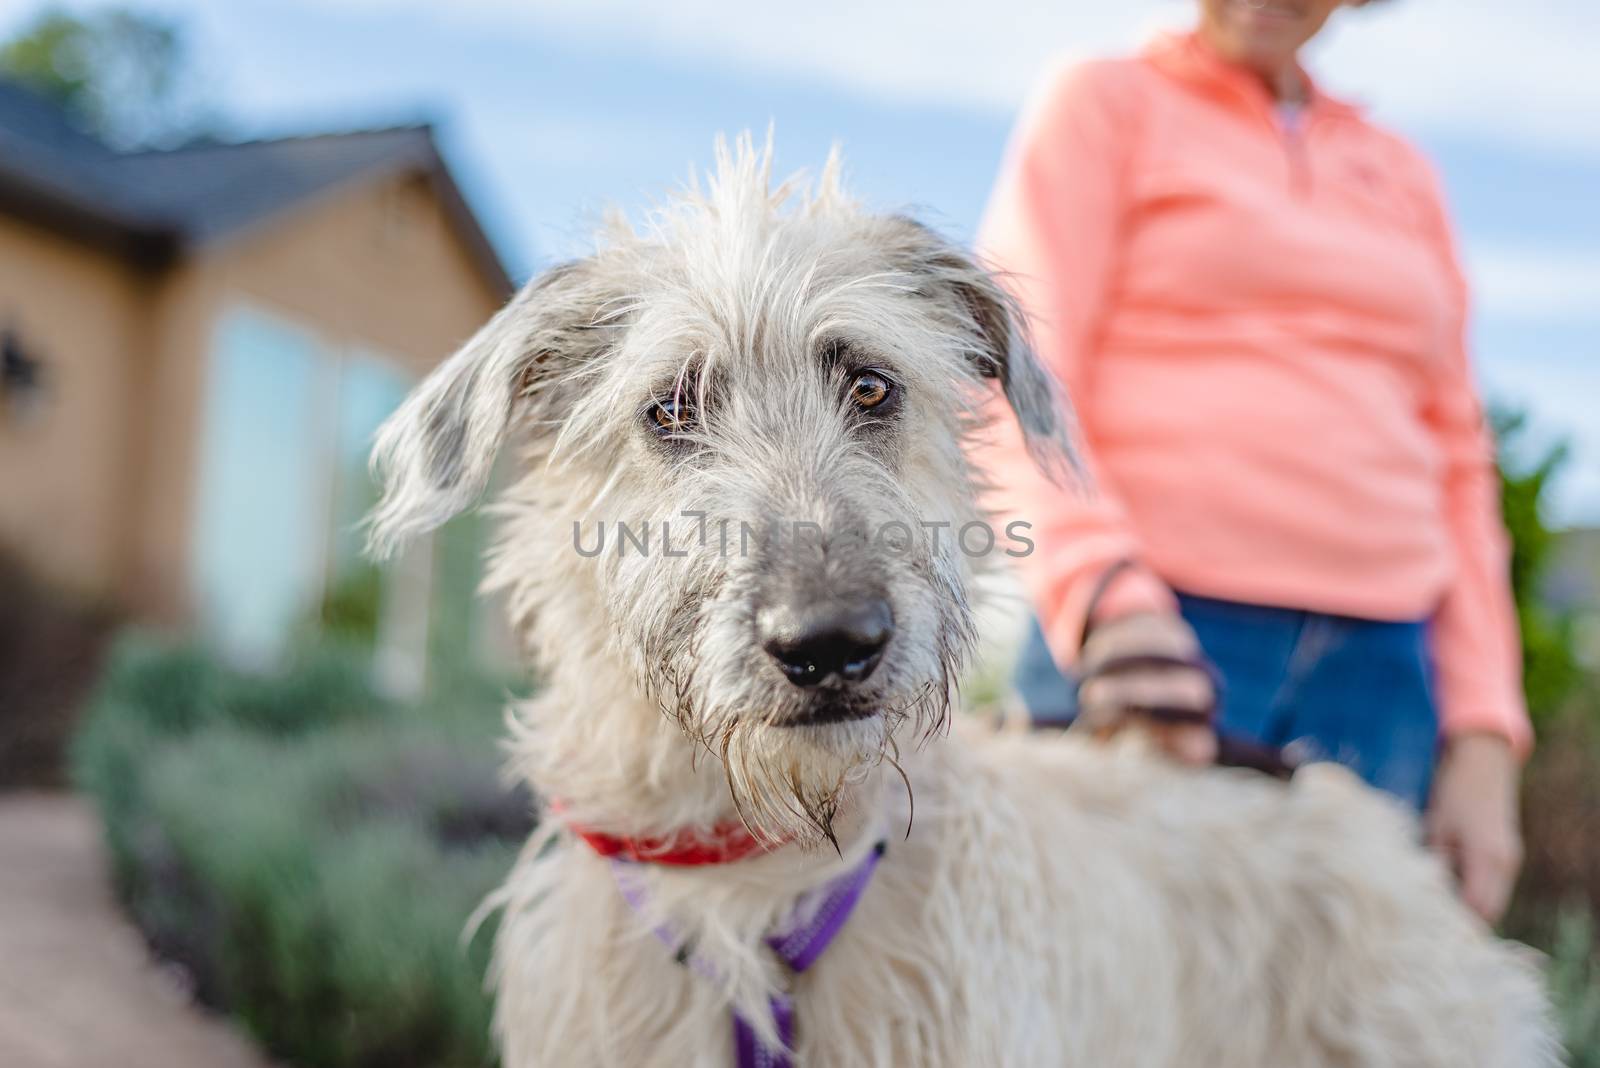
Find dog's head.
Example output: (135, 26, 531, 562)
(368, 138, 1069, 841)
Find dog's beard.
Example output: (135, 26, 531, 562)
(631, 564, 967, 847)
(717, 714, 884, 850)
(647, 648, 958, 849)
(679, 684, 951, 850)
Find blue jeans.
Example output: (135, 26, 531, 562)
(1014, 592, 1440, 810)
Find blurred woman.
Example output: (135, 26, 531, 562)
(981, 0, 1528, 921)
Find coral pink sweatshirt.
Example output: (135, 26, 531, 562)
(979, 31, 1530, 753)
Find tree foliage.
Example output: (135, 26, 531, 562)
(1494, 405, 1583, 727)
(0, 6, 204, 146)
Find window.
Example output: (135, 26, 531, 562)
(191, 307, 434, 692)
(327, 351, 429, 696)
(191, 307, 332, 667)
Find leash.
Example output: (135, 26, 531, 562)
(1082, 651, 1300, 780)
(608, 837, 887, 1067)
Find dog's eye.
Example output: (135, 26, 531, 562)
(848, 371, 894, 412)
(648, 397, 693, 436)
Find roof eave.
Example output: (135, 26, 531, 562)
(415, 137, 516, 301)
(0, 168, 180, 268)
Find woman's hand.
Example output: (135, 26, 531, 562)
(1426, 733, 1523, 924)
(1076, 612, 1218, 766)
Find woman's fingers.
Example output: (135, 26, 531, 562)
(1076, 663, 1217, 764)
(1153, 722, 1220, 766)
(1424, 734, 1523, 924)
(1080, 612, 1200, 671)
(1460, 837, 1520, 923)
(1074, 611, 1219, 765)
(1078, 667, 1214, 720)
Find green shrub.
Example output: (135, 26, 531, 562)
(1545, 908, 1600, 1068)
(92, 634, 227, 735)
(1494, 406, 1584, 727)
(318, 563, 385, 647)
(1518, 690, 1600, 922)
(73, 634, 527, 1068)
(1510, 687, 1600, 1064)
(139, 725, 517, 1067)
(80, 632, 388, 739)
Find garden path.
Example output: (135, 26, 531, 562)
(0, 792, 277, 1068)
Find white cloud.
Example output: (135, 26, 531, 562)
(320, 0, 1180, 114)
(1466, 244, 1600, 321)
(12, 0, 1598, 156)
(1482, 358, 1600, 526)
(314, 0, 1600, 156)
(1311, 0, 1600, 156)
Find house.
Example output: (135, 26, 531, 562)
(0, 80, 513, 685)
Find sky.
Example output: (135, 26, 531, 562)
(3, 0, 1596, 522)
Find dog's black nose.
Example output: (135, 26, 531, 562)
(759, 599, 893, 688)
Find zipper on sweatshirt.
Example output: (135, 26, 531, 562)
(1276, 104, 1312, 197)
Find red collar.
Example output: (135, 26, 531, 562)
(567, 817, 778, 866)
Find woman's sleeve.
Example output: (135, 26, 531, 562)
(978, 60, 1175, 668)
(1412, 159, 1533, 757)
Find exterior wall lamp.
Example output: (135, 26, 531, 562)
(1, 328, 46, 423)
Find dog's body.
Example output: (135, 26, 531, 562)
(368, 139, 1558, 1066)
(489, 724, 1551, 1066)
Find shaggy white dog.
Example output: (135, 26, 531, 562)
(368, 138, 1558, 1066)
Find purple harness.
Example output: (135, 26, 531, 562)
(612, 839, 886, 1068)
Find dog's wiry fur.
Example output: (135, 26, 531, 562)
(368, 136, 1558, 1066)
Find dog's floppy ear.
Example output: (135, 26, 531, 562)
(365, 259, 610, 558)
(881, 215, 1076, 479)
